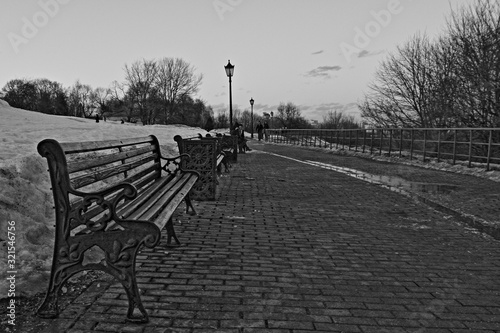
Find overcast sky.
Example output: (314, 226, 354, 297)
(1, 0, 474, 122)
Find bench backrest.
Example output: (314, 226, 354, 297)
(38, 135, 164, 193)
(174, 135, 219, 201)
(38, 135, 167, 235)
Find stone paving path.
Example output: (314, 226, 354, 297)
(257, 141, 500, 239)
(33, 142, 500, 332)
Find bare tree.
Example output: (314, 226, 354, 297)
(67, 80, 93, 118)
(124, 59, 159, 125)
(215, 110, 229, 129)
(2, 78, 66, 114)
(109, 80, 136, 122)
(156, 57, 203, 124)
(276, 102, 307, 128)
(321, 110, 360, 129)
(361, 0, 500, 130)
(91, 87, 112, 118)
(360, 33, 439, 128)
(447, 0, 500, 128)
(425, 36, 462, 127)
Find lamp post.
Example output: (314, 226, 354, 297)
(250, 97, 254, 138)
(224, 60, 234, 131)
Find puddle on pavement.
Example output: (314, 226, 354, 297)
(305, 160, 460, 195)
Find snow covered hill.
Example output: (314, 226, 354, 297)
(0, 101, 211, 298)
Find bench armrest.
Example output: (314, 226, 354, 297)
(68, 183, 138, 232)
(159, 153, 200, 178)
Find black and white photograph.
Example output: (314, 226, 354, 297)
(1, 0, 499, 332)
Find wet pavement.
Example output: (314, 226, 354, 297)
(23, 140, 500, 332)
(257, 141, 500, 240)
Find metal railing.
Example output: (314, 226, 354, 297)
(267, 128, 500, 171)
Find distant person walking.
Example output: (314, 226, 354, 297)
(256, 121, 264, 141)
(95, 114, 99, 123)
(264, 121, 269, 141)
(233, 123, 251, 153)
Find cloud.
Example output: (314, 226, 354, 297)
(300, 102, 362, 122)
(315, 102, 344, 112)
(311, 50, 324, 55)
(357, 49, 385, 58)
(305, 65, 342, 78)
(257, 104, 277, 113)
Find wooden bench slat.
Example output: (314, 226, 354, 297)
(71, 154, 157, 189)
(60, 136, 154, 154)
(148, 175, 198, 230)
(127, 173, 192, 221)
(67, 145, 155, 173)
(117, 176, 173, 219)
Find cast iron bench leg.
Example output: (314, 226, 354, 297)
(166, 217, 181, 246)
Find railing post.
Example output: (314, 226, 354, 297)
(363, 130, 367, 153)
(453, 129, 457, 165)
(437, 129, 441, 163)
(410, 129, 414, 160)
(399, 129, 403, 158)
(355, 129, 359, 152)
(370, 129, 374, 154)
(468, 129, 473, 168)
(388, 129, 393, 156)
(423, 129, 427, 162)
(379, 129, 383, 155)
(487, 129, 493, 171)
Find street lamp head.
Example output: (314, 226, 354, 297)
(250, 97, 254, 106)
(224, 60, 234, 77)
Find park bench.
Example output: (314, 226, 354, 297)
(36, 135, 199, 323)
(174, 134, 233, 200)
(219, 134, 238, 163)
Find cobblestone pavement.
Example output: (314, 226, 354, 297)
(30, 142, 500, 332)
